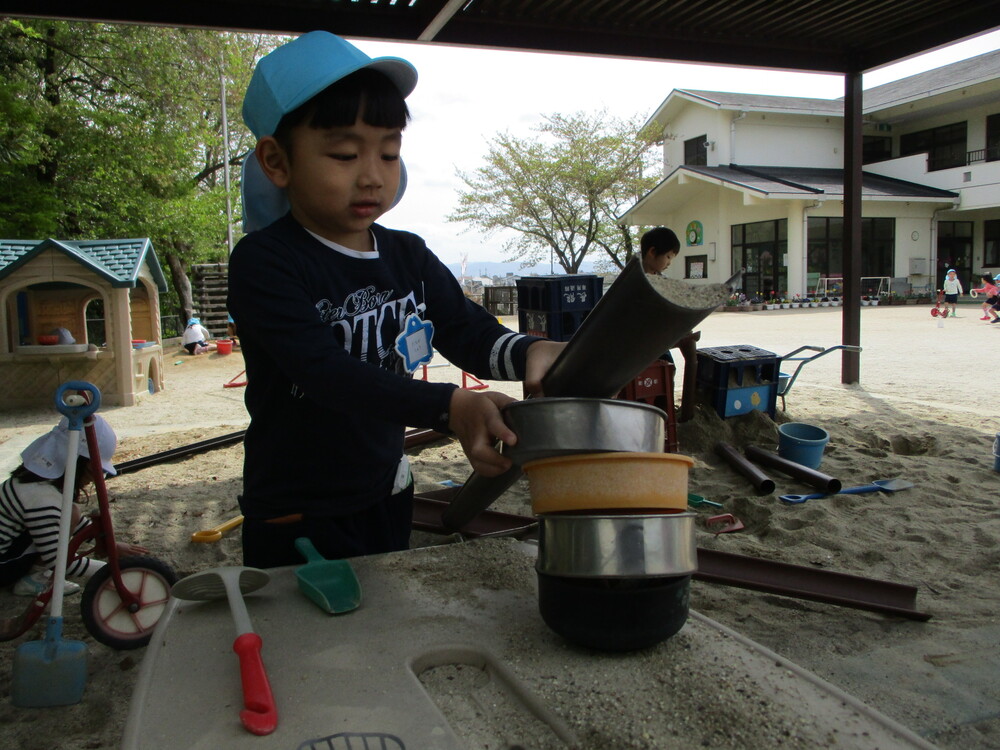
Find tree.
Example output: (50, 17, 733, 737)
(449, 110, 660, 273)
(0, 19, 279, 325)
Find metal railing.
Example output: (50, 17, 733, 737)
(927, 145, 1000, 171)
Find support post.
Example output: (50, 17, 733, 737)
(841, 70, 863, 384)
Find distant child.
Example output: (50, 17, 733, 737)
(639, 227, 680, 276)
(993, 274, 1000, 324)
(181, 317, 215, 354)
(1, 416, 146, 595)
(971, 273, 999, 322)
(941, 269, 963, 318)
(228, 31, 564, 568)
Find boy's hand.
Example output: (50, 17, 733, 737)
(448, 388, 518, 477)
(524, 340, 567, 397)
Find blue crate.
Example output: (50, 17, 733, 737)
(517, 308, 590, 342)
(515, 275, 603, 313)
(696, 345, 780, 418)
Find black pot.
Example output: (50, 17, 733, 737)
(536, 571, 690, 652)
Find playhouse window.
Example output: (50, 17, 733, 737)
(86, 297, 106, 346)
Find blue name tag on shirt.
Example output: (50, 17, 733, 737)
(395, 313, 435, 373)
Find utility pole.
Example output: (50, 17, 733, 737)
(221, 56, 234, 254)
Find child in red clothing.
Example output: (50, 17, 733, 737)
(970, 273, 999, 321)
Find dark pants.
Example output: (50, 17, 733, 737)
(241, 484, 414, 569)
(0, 532, 36, 586)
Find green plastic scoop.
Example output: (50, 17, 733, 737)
(293, 538, 362, 614)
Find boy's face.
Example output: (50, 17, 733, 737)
(259, 116, 402, 251)
(643, 248, 678, 275)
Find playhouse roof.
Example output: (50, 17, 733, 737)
(0, 238, 168, 292)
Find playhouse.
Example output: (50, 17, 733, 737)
(0, 238, 169, 408)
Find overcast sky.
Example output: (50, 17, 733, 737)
(347, 30, 1000, 270)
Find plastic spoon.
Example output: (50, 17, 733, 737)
(191, 515, 244, 543)
(171, 566, 277, 735)
(780, 478, 915, 504)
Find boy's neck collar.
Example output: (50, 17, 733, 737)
(303, 225, 379, 258)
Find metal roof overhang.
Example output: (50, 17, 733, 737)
(4, 0, 1000, 75)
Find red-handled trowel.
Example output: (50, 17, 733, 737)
(171, 566, 277, 735)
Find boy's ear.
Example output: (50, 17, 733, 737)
(256, 137, 291, 188)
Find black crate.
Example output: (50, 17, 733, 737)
(515, 275, 603, 313)
(518, 308, 590, 342)
(695, 345, 780, 418)
(483, 286, 517, 316)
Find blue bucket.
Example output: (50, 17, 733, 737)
(778, 422, 830, 469)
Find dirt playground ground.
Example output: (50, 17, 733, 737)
(1, 300, 998, 749)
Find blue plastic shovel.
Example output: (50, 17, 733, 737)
(11, 381, 100, 707)
(779, 478, 914, 504)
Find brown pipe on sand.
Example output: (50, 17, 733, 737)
(744, 446, 842, 493)
(715, 441, 776, 495)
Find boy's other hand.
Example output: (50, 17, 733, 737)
(524, 340, 567, 397)
(449, 388, 518, 477)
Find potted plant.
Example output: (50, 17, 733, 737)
(820, 297, 831, 307)
(861, 295, 871, 306)
(780, 298, 790, 309)
(791, 295, 801, 309)
(831, 296, 841, 306)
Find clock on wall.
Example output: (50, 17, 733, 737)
(686, 220, 704, 246)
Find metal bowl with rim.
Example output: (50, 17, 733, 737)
(501, 397, 666, 466)
(535, 512, 697, 578)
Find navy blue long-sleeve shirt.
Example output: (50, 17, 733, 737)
(228, 215, 539, 519)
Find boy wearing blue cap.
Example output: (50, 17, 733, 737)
(228, 32, 563, 568)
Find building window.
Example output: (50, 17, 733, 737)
(685, 255, 707, 279)
(987, 114, 1000, 163)
(900, 121, 967, 171)
(684, 135, 708, 166)
(731, 219, 786, 298)
(985, 220, 1000, 267)
(807, 217, 895, 283)
(937, 221, 974, 284)
(863, 136, 892, 164)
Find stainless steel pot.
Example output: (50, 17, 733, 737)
(502, 397, 665, 465)
(535, 512, 697, 578)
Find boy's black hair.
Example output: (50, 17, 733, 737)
(640, 227, 680, 258)
(273, 68, 410, 156)
(983, 273, 995, 284)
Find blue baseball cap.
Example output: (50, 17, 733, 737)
(187, 317, 200, 326)
(946, 268, 956, 274)
(241, 31, 417, 232)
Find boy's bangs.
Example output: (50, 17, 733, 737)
(308, 69, 410, 130)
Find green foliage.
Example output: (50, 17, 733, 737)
(449, 110, 660, 273)
(0, 19, 279, 301)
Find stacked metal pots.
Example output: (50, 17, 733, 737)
(503, 398, 698, 651)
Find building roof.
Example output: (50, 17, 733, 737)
(652, 48, 1000, 126)
(7, 1, 1000, 76)
(620, 165, 957, 224)
(863, 49, 1000, 110)
(677, 91, 844, 116)
(0, 238, 169, 292)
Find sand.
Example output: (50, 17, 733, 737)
(1, 302, 998, 749)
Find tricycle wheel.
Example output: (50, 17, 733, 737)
(81, 556, 177, 649)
